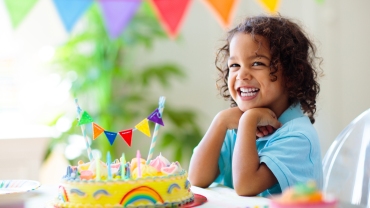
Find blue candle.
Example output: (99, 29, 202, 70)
(107, 151, 112, 180)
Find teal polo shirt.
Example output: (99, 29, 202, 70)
(215, 104, 323, 197)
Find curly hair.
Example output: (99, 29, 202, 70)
(215, 15, 322, 123)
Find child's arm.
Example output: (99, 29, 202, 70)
(188, 107, 243, 188)
(233, 108, 281, 196)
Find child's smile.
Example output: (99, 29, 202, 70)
(238, 87, 260, 100)
(227, 32, 289, 117)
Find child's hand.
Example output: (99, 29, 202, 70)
(217, 107, 244, 130)
(256, 125, 275, 138)
(242, 108, 282, 135)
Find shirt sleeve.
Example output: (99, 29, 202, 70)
(259, 131, 314, 193)
(215, 130, 235, 188)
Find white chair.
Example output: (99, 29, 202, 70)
(322, 108, 370, 207)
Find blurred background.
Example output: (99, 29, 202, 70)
(0, 0, 369, 184)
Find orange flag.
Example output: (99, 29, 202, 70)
(150, 0, 192, 39)
(256, 0, 281, 13)
(202, 0, 239, 29)
(92, 122, 105, 140)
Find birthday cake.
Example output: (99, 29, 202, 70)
(270, 181, 337, 208)
(54, 153, 194, 207)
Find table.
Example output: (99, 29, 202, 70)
(0, 183, 366, 208)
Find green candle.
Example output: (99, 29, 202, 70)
(121, 153, 126, 179)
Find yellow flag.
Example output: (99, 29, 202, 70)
(256, 0, 281, 13)
(135, 118, 151, 137)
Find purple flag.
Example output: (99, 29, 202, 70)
(147, 108, 164, 126)
(99, 0, 142, 39)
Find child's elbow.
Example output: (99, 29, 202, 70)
(188, 175, 211, 188)
(234, 184, 260, 196)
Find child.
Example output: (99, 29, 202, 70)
(188, 15, 323, 197)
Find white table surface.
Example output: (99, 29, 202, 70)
(0, 183, 269, 208)
(0, 183, 365, 208)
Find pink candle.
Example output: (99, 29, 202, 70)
(137, 150, 141, 178)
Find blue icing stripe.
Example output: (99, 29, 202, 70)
(185, 180, 190, 189)
(167, 183, 181, 193)
(93, 189, 111, 199)
(70, 189, 86, 197)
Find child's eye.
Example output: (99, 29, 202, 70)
(252, 62, 265, 66)
(229, 63, 240, 68)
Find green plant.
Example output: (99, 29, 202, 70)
(46, 3, 202, 165)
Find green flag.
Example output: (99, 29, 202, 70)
(4, 0, 39, 28)
(78, 111, 94, 126)
(315, 0, 325, 4)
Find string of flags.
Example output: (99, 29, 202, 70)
(3, 0, 325, 40)
(77, 107, 164, 147)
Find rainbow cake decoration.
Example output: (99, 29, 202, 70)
(53, 97, 194, 207)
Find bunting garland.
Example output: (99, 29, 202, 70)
(202, 0, 239, 29)
(150, 0, 192, 39)
(3, 0, 39, 28)
(76, 105, 164, 147)
(256, 0, 281, 13)
(98, 0, 142, 39)
(4, 0, 324, 38)
(52, 0, 93, 32)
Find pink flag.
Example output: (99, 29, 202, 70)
(99, 0, 142, 39)
(150, 0, 192, 39)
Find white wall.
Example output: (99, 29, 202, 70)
(1, 0, 370, 161)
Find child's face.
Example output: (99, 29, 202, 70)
(227, 32, 289, 116)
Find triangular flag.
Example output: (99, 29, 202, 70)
(4, 0, 39, 28)
(135, 118, 151, 137)
(104, 131, 118, 145)
(119, 129, 133, 147)
(78, 111, 94, 125)
(150, 0, 192, 39)
(256, 0, 281, 13)
(98, 0, 142, 39)
(147, 108, 164, 126)
(202, 0, 239, 29)
(92, 122, 105, 140)
(52, 0, 93, 32)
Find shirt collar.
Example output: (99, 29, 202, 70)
(278, 103, 304, 125)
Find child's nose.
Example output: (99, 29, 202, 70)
(236, 67, 252, 80)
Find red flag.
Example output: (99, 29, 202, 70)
(150, 0, 192, 39)
(119, 129, 133, 147)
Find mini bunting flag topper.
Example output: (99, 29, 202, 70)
(104, 130, 118, 145)
(92, 122, 105, 140)
(119, 129, 133, 147)
(135, 118, 151, 137)
(147, 108, 164, 126)
(78, 111, 94, 126)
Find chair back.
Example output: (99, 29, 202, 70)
(322, 108, 370, 207)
